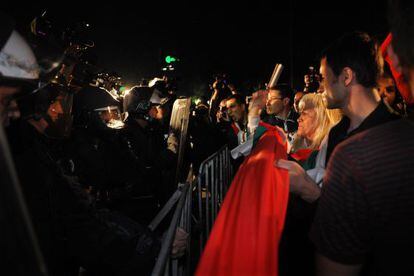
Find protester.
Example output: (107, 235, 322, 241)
(262, 84, 299, 145)
(308, 2, 414, 275)
(277, 31, 400, 203)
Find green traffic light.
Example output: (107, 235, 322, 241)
(165, 55, 177, 63)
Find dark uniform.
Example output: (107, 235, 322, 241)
(122, 117, 177, 213)
(188, 105, 226, 174)
(7, 120, 160, 276)
(122, 85, 178, 217)
(68, 84, 157, 224)
(66, 127, 138, 210)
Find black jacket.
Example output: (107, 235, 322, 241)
(121, 118, 177, 209)
(65, 127, 140, 209)
(7, 121, 160, 276)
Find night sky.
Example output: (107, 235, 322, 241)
(4, 1, 388, 97)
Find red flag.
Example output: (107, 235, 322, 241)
(196, 123, 289, 275)
(380, 33, 413, 104)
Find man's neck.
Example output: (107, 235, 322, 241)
(276, 108, 290, 120)
(236, 114, 247, 126)
(342, 86, 380, 133)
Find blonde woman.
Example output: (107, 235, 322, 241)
(289, 93, 341, 185)
(291, 93, 341, 152)
(277, 93, 341, 275)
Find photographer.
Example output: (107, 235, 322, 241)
(216, 98, 230, 123)
(303, 66, 322, 93)
(208, 74, 233, 123)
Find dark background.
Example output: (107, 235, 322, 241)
(3, 1, 388, 97)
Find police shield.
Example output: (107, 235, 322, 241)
(0, 125, 48, 276)
(169, 97, 191, 184)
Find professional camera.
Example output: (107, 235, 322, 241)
(213, 73, 229, 90)
(303, 66, 321, 93)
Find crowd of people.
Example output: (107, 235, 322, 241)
(197, 1, 414, 275)
(1, 0, 414, 275)
(1, 13, 189, 276)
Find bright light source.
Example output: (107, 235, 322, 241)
(165, 55, 177, 64)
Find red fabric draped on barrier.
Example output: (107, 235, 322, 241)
(196, 122, 290, 276)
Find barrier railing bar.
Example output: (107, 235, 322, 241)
(151, 183, 190, 276)
(148, 189, 182, 231)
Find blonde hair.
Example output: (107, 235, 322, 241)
(291, 93, 342, 152)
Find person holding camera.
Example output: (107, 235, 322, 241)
(216, 98, 231, 124)
(208, 74, 233, 123)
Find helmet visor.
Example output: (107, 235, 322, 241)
(95, 106, 124, 129)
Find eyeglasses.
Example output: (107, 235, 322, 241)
(268, 97, 283, 101)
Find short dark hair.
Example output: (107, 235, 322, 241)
(268, 83, 295, 105)
(321, 31, 383, 88)
(226, 93, 246, 106)
(388, 0, 414, 69)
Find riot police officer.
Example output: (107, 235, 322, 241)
(68, 82, 135, 208)
(1, 24, 161, 276)
(122, 85, 178, 218)
(0, 13, 48, 276)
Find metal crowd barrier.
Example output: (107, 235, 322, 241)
(150, 144, 233, 275)
(197, 145, 233, 254)
(150, 181, 192, 276)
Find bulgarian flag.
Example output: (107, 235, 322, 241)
(196, 122, 290, 275)
(290, 148, 314, 162)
